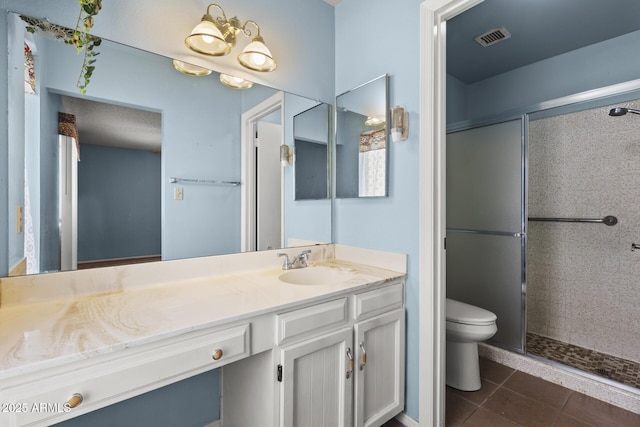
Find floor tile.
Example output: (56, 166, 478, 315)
(461, 407, 520, 426)
(445, 388, 478, 427)
(479, 357, 515, 385)
(502, 371, 571, 408)
(562, 392, 640, 427)
(447, 379, 498, 406)
(553, 413, 596, 427)
(482, 387, 561, 427)
(381, 418, 405, 427)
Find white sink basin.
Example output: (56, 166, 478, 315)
(278, 266, 355, 285)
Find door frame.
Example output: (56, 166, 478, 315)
(419, 0, 485, 425)
(240, 92, 285, 252)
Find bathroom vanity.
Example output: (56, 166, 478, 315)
(0, 245, 406, 427)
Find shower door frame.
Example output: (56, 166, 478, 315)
(446, 115, 529, 354)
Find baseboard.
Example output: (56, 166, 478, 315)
(396, 412, 419, 427)
(202, 420, 221, 427)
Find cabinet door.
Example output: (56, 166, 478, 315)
(354, 309, 405, 427)
(279, 328, 354, 427)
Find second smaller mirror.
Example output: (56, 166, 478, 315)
(293, 103, 331, 200)
(335, 75, 389, 198)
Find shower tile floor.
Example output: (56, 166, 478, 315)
(527, 332, 640, 389)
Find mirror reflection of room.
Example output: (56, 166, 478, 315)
(335, 74, 389, 198)
(7, 13, 332, 277)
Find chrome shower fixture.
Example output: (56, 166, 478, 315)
(608, 107, 640, 116)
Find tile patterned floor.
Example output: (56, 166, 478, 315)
(527, 332, 640, 389)
(445, 357, 640, 426)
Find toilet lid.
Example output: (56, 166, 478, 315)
(446, 298, 497, 326)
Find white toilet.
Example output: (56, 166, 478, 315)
(445, 298, 497, 391)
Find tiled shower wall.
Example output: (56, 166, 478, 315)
(527, 101, 640, 363)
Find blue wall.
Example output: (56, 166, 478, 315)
(0, 9, 8, 276)
(335, 0, 423, 420)
(78, 144, 161, 262)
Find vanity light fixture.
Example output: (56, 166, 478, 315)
(219, 73, 254, 89)
(172, 59, 212, 76)
(390, 105, 409, 142)
(280, 144, 292, 167)
(185, 3, 277, 72)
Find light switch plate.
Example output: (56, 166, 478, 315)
(174, 187, 184, 200)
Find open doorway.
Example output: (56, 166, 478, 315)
(241, 92, 285, 252)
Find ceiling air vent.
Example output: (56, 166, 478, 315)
(475, 26, 511, 47)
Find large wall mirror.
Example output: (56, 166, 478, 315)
(335, 74, 389, 198)
(4, 13, 332, 277)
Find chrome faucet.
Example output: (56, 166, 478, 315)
(277, 250, 311, 270)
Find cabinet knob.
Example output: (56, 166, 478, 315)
(65, 393, 84, 409)
(212, 349, 224, 361)
(359, 342, 367, 371)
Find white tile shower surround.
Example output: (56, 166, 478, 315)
(528, 101, 640, 364)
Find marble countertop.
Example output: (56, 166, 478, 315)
(0, 245, 406, 381)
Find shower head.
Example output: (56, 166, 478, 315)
(608, 107, 640, 116)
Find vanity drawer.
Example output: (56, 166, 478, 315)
(276, 298, 349, 345)
(353, 282, 404, 321)
(2, 324, 250, 427)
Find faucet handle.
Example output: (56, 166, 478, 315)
(277, 253, 291, 269)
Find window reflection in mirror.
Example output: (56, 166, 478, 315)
(335, 75, 389, 198)
(293, 103, 330, 200)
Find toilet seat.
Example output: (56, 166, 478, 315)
(446, 298, 497, 326)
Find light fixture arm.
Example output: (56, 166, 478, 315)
(204, 3, 227, 26)
(241, 20, 261, 39)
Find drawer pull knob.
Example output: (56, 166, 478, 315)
(212, 349, 224, 360)
(359, 342, 367, 370)
(65, 393, 84, 409)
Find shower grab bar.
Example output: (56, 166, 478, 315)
(169, 177, 241, 186)
(528, 215, 618, 226)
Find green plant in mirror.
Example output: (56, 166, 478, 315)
(71, 0, 102, 94)
(21, 0, 102, 94)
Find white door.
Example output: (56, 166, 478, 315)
(256, 121, 283, 251)
(354, 309, 405, 427)
(59, 135, 78, 271)
(279, 328, 354, 427)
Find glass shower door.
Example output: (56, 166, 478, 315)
(446, 118, 526, 353)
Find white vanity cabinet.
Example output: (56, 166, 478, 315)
(0, 323, 252, 427)
(272, 281, 405, 427)
(1, 253, 406, 427)
(279, 327, 355, 427)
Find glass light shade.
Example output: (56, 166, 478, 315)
(238, 40, 277, 72)
(219, 73, 254, 90)
(185, 20, 230, 56)
(172, 60, 212, 76)
(365, 116, 385, 126)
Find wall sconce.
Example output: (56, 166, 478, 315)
(185, 3, 277, 72)
(172, 59, 212, 76)
(390, 106, 409, 142)
(280, 144, 292, 167)
(364, 116, 385, 127)
(219, 73, 254, 89)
